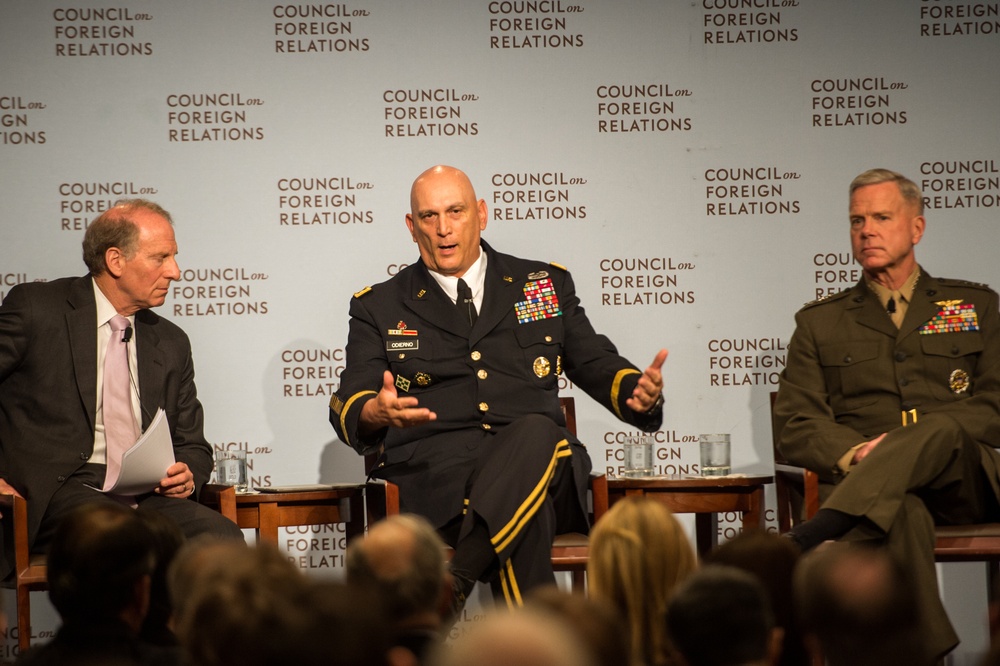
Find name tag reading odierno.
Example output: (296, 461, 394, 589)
(386, 340, 419, 351)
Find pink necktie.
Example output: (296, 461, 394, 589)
(103, 315, 138, 491)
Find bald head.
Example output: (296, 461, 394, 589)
(404, 165, 487, 278)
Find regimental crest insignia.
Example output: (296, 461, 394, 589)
(395, 375, 411, 393)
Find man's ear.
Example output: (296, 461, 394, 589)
(104, 247, 126, 278)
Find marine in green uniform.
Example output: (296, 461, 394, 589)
(775, 168, 1000, 660)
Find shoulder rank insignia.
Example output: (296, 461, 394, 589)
(353, 286, 372, 299)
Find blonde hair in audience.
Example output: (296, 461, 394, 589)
(588, 496, 697, 666)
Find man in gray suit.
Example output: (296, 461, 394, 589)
(775, 168, 1000, 659)
(0, 199, 241, 577)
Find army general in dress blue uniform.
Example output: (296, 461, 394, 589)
(330, 165, 667, 613)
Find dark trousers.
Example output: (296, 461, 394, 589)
(440, 414, 590, 608)
(33, 463, 244, 553)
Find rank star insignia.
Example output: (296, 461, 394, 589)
(949, 369, 970, 394)
(395, 375, 411, 392)
(533, 356, 551, 378)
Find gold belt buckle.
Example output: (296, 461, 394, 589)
(901, 409, 918, 426)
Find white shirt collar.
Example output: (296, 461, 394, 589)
(427, 246, 487, 311)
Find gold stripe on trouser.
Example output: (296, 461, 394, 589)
(491, 439, 572, 554)
(499, 558, 523, 608)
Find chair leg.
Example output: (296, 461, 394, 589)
(17, 586, 31, 653)
(570, 570, 586, 594)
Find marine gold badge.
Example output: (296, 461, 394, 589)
(949, 369, 970, 394)
(533, 356, 551, 378)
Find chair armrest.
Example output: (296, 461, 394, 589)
(589, 473, 609, 523)
(199, 483, 238, 523)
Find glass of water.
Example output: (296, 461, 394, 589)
(214, 449, 249, 493)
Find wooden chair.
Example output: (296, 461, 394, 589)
(769, 391, 1000, 600)
(365, 397, 608, 592)
(0, 483, 237, 654)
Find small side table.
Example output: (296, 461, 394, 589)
(605, 474, 774, 555)
(202, 483, 365, 545)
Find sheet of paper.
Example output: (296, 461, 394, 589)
(105, 407, 176, 496)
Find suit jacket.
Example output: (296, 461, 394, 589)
(0, 275, 214, 551)
(774, 268, 1000, 495)
(330, 241, 661, 527)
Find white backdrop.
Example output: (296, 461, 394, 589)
(2, 0, 998, 658)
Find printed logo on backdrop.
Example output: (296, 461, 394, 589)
(52, 7, 153, 56)
(702, 0, 800, 44)
(603, 430, 699, 477)
(272, 3, 371, 54)
(490, 172, 588, 222)
(58, 181, 159, 231)
(596, 84, 693, 133)
(488, 1, 585, 49)
(600, 257, 695, 306)
(166, 93, 265, 143)
(812, 251, 860, 301)
(285, 524, 349, 571)
(708, 337, 786, 388)
(277, 176, 375, 226)
(171, 268, 269, 317)
(1, 96, 47, 146)
(281, 347, 343, 398)
(704, 167, 801, 216)
(919, 159, 1000, 210)
(811, 77, 909, 127)
(384, 89, 480, 138)
(920, 2, 999, 37)
(0, 273, 44, 304)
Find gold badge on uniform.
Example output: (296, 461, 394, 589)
(949, 369, 970, 394)
(533, 356, 551, 378)
(415, 372, 432, 386)
(395, 374, 411, 392)
(527, 271, 549, 280)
